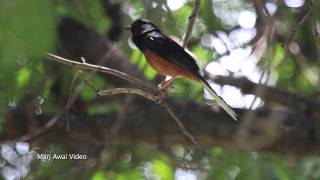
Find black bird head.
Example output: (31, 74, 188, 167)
(127, 19, 161, 51)
(128, 19, 160, 37)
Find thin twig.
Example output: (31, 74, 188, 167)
(65, 70, 101, 131)
(160, 103, 198, 144)
(5, 47, 120, 143)
(65, 71, 82, 131)
(311, 0, 320, 64)
(290, 46, 320, 91)
(98, 87, 198, 144)
(282, 5, 313, 47)
(245, 0, 276, 111)
(47, 53, 157, 94)
(8, 107, 66, 143)
(98, 88, 159, 102)
(14, 73, 91, 142)
(78, 71, 99, 92)
(112, 96, 134, 137)
(47, 53, 197, 144)
(181, 0, 201, 48)
(8, 72, 86, 143)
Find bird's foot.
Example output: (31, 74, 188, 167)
(158, 79, 173, 91)
(158, 77, 175, 91)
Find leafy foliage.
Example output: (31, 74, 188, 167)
(1, 0, 320, 179)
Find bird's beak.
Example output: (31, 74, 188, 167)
(125, 25, 131, 30)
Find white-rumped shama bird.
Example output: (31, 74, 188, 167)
(128, 19, 237, 120)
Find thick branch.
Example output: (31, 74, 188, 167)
(3, 98, 320, 155)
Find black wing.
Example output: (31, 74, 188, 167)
(143, 31, 200, 73)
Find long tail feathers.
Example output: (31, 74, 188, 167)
(198, 76, 238, 121)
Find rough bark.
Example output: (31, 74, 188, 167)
(3, 97, 320, 155)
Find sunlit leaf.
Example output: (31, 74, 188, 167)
(276, 56, 295, 88)
(172, 6, 192, 34)
(130, 49, 157, 80)
(91, 171, 107, 180)
(192, 46, 214, 62)
(152, 159, 174, 180)
(211, 147, 224, 157)
(130, 49, 143, 64)
(295, 73, 314, 94)
(144, 66, 157, 80)
(272, 44, 285, 68)
(16, 67, 31, 88)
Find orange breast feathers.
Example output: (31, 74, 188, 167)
(144, 50, 199, 81)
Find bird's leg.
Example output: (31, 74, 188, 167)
(158, 76, 177, 90)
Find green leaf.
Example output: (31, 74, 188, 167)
(295, 73, 314, 94)
(0, 0, 55, 57)
(192, 46, 214, 62)
(0, 0, 55, 100)
(55, 0, 110, 33)
(276, 56, 295, 88)
(130, 49, 157, 80)
(211, 147, 224, 157)
(80, 75, 107, 101)
(92, 171, 107, 180)
(130, 49, 143, 64)
(144, 65, 157, 80)
(272, 44, 285, 68)
(16, 67, 31, 88)
(152, 159, 174, 180)
(172, 6, 192, 34)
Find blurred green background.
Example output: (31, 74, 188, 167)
(0, 0, 320, 179)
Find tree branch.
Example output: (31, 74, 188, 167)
(282, 3, 313, 47)
(3, 98, 320, 155)
(57, 17, 149, 83)
(97, 88, 158, 102)
(46, 54, 197, 144)
(47, 53, 158, 94)
(181, 0, 201, 48)
(209, 74, 320, 117)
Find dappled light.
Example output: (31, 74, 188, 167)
(1, 142, 34, 180)
(238, 10, 257, 29)
(284, 0, 305, 8)
(175, 168, 197, 180)
(167, 0, 187, 11)
(265, 2, 278, 15)
(1, 0, 320, 179)
(7, 99, 16, 110)
(212, 0, 254, 28)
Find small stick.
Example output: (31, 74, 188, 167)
(181, 0, 201, 48)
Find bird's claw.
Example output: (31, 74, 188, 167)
(158, 81, 171, 90)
